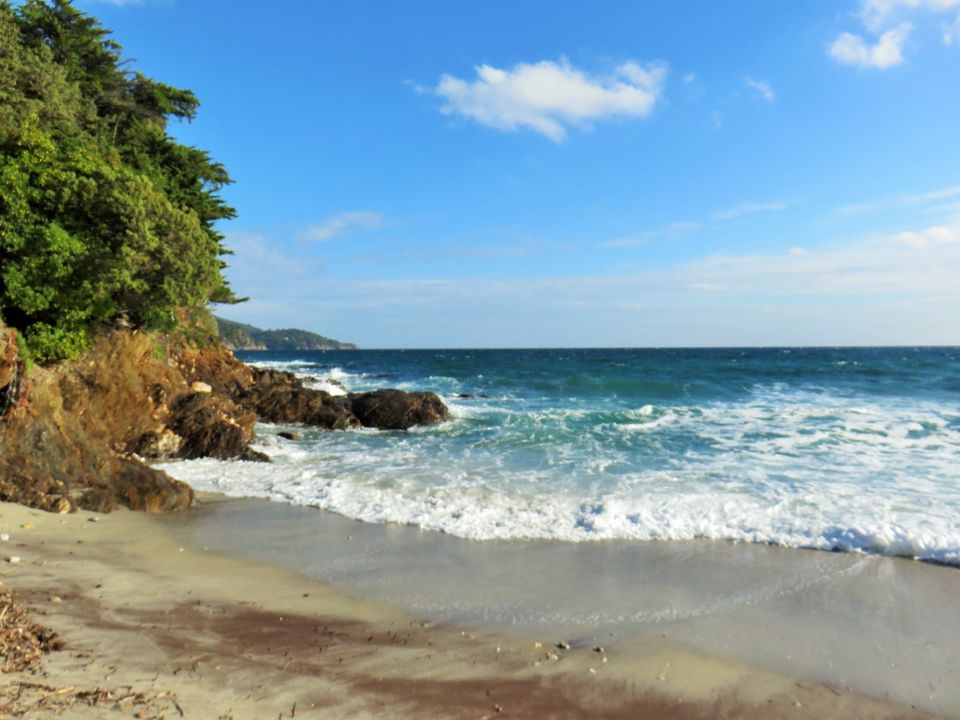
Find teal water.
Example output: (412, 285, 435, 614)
(158, 347, 960, 565)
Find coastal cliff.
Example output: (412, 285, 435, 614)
(0, 323, 447, 515)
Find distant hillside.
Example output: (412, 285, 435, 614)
(215, 317, 357, 351)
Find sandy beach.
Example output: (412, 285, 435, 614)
(0, 498, 951, 719)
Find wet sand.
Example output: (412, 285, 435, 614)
(0, 498, 951, 719)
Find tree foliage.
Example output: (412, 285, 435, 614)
(0, 0, 241, 362)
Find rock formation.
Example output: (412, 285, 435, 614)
(0, 324, 447, 515)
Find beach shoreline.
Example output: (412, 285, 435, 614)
(0, 498, 950, 719)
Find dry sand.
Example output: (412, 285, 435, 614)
(0, 500, 943, 719)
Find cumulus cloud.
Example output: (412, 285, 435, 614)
(830, 0, 960, 67)
(829, 23, 912, 67)
(297, 211, 383, 242)
(433, 58, 667, 141)
(743, 76, 775, 102)
(713, 201, 788, 221)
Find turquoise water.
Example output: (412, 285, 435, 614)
(159, 347, 960, 564)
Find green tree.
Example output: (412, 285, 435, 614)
(0, 0, 241, 363)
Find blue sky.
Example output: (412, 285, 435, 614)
(79, 0, 960, 347)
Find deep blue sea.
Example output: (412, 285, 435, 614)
(159, 347, 960, 565)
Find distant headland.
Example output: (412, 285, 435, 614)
(215, 316, 357, 351)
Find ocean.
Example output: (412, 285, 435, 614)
(158, 347, 960, 566)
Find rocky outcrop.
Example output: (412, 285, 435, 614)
(0, 324, 448, 515)
(0, 328, 197, 514)
(178, 348, 449, 431)
(349, 389, 448, 430)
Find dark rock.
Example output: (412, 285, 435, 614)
(111, 459, 193, 512)
(0, 474, 76, 514)
(169, 393, 256, 460)
(182, 351, 448, 432)
(129, 429, 182, 459)
(244, 383, 357, 429)
(240, 447, 270, 462)
(349, 389, 449, 430)
(76, 486, 116, 513)
(278, 431, 302, 441)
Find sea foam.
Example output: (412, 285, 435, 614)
(157, 348, 960, 566)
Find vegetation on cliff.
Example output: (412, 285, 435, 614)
(215, 316, 357, 351)
(0, 0, 241, 363)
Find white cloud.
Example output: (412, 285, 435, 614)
(895, 225, 960, 247)
(222, 217, 960, 347)
(666, 221, 701, 234)
(898, 184, 960, 204)
(297, 211, 383, 242)
(676, 225, 960, 297)
(713, 201, 788, 221)
(744, 76, 775, 102)
(433, 58, 667, 142)
(829, 23, 912, 67)
(687, 282, 728, 292)
(831, 201, 880, 218)
(861, 0, 960, 30)
(683, 73, 697, 84)
(597, 231, 658, 249)
(600, 204, 787, 250)
(831, 0, 960, 67)
(944, 13, 960, 42)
